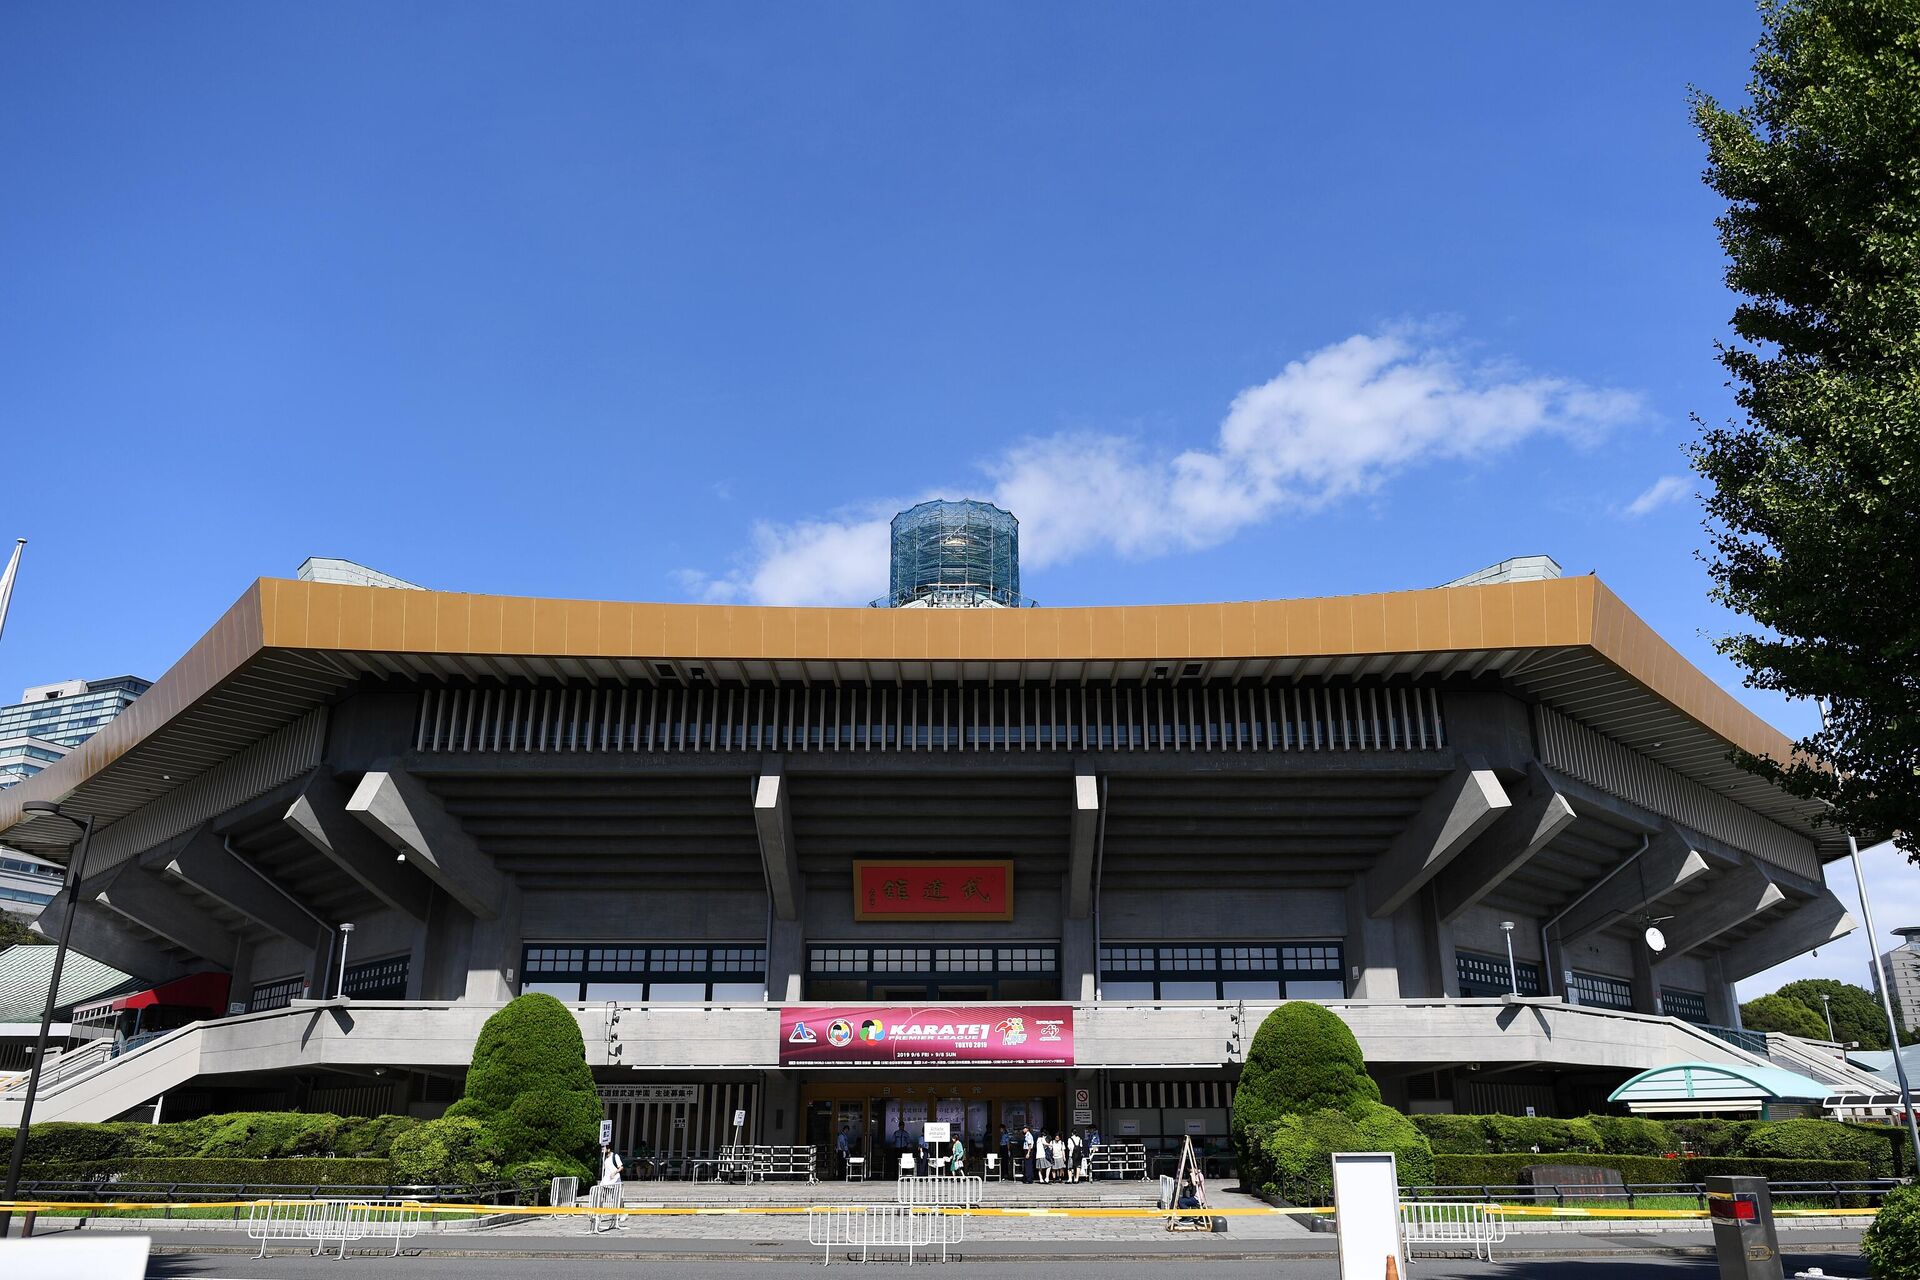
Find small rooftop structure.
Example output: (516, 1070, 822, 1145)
(1609, 1060, 1832, 1118)
(296, 558, 423, 591)
(876, 499, 1033, 609)
(1441, 555, 1563, 588)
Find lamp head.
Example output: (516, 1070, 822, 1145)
(1644, 925, 1668, 953)
(339, 922, 356, 934)
(21, 800, 60, 815)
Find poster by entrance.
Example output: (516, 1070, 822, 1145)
(779, 1004, 1073, 1066)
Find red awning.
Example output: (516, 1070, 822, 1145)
(71, 971, 230, 1019)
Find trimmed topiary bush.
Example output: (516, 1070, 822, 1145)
(1432, 1152, 1869, 1186)
(1409, 1114, 1489, 1155)
(389, 1116, 506, 1186)
(193, 1111, 345, 1158)
(1231, 1002, 1378, 1161)
(1864, 1180, 1920, 1278)
(1665, 1118, 1757, 1157)
(444, 992, 600, 1181)
(1584, 1115, 1670, 1156)
(1260, 1104, 1433, 1204)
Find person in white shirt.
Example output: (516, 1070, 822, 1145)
(595, 1144, 624, 1231)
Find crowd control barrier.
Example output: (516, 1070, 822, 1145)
(712, 1143, 819, 1183)
(1089, 1144, 1149, 1181)
(1398, 1199, 1506, 1260)
(806, 1205, 964, 1265)
(246, 1198, 424, 1259)
(896, 1175, 984, 1208)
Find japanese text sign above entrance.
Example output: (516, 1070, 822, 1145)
(780, 1004, 1073, 1066)
(853, 860, 1012, 921)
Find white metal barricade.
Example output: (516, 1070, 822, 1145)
(896, 1175, 983, 1208)
(588, 1181, 624, 1232)
(1089, 1143, 1148, 1180)
(248, 1198, 424, 1259)
(1399, 1200, 1505, 1261)
(806, 1205, 964, 1265)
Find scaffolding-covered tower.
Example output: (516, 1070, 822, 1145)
(879, 499, 1033, 608)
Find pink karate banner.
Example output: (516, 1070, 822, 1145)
(778, 1004, 1074, 1067)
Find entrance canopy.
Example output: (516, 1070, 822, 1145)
(1609, 1061, 1831, 1116)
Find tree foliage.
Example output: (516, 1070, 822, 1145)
(0, 919, 48, 948)
(1230, 1001, 1379, 1150)
(1689, 0, 1920, 857)
(444, 992, 600, 1181)
(1741, 991, 1833, 1040)
(1864, 1180, 1920, 1277)
(1774, 977, 1904, 1047)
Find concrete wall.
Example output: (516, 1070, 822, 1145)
(521, 888, 767, 942)
(1100, 887, 1345, 941)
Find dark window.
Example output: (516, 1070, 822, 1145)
(1568, 970, 1634, 1011)
(1661, 988, 1710, 1024)
(803, 944, 1058, 1000)
(518, 943, 766, 1001)
(343, 955, 410, 1000)
(1456, 951, 1543, 998)
(1099, 941, 1345, 1000)
(250, 975, 306, 1011)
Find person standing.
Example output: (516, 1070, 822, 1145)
(1020, 1125, 1036, 1184)
(835, 1125, 852, 1179)
(595, 1143, 625, 1232)
(1050, 1132, 1066, 1183)
(1066, 1130, 1083, 1183)
(950, 1136, 966, 1176)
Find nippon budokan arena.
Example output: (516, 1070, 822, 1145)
(0, 499, 1900, 1175)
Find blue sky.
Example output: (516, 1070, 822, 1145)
(1, 4, 1906, 995)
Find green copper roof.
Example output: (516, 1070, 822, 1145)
(1609, 1060, 1831, 1105)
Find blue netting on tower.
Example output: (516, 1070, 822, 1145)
(878, 499, 1033, 608)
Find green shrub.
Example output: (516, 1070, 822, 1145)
(1430, 1152, 1869, 1186)
(334, 1113, 420, 1159)
(1259, 1104, 1433, 1203)
(1864, 1181, 1920, 1278)
(444, 993, 598, 1181)
(1231, 1002, 1378, 1173)
(1409, 1114, 1488, 1155)
(507, 1156, 584, 1203)
(1737, 1119, 1891, 1177)
(1665, 1118, 1757, 1157)
(193, 1111, 344, 1159)
(1584, 1115, 1670, 1156)
(390, 1116, 506, 1187)
(25, 1157, 393, 1187)
(1481, 1115, 1602, 1154)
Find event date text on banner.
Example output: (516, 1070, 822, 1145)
(852, 860, 1012, 921)
(779, 1004, 1073, 1066)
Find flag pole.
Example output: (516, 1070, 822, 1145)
(0, 538, 24, 644)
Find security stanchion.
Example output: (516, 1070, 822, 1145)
(1706, 1175, 1784, 1280)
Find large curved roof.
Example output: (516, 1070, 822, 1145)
(0, 573, 1835, 857)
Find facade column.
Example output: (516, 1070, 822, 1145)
(1061, 875, 1096, 1000)
(767, 895, 805, 1002)
(1631, 945, 1659, 1016)
(1345, 875, 1402, 998)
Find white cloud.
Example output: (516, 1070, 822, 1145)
(1623, 474, 1691, 518)
(681, 327, 1645, 605)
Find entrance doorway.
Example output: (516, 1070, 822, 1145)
(802, 1079, 1064, 1177)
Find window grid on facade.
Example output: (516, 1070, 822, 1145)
(343, 955, 410, 1000)
(250, 976, 306, 1012)
(804, 943, 1060, 999)
(1568, 970, 1634, 1011)
(1456, 951, 1543, 997)
(519, 944, 767, 1000)
(1661, 988, 1710, 1024)
(1098, 941, 1346, 999)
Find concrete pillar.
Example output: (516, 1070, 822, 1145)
(465, 881, 522, 1002)
(1390, 900, 1437, 998)
(768, 905, 805, 1002)
(227, 940, 255, 1013)
(1704, 957, 1740, 1027)
(763, 1072, 802, 1142)
(1426, 890, 1461, 998)
(1061, 877, 1096, 1000)
(1345, 876, 1401, 998)
(1631, 946, 1659, 1015)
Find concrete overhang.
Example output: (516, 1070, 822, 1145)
(0, 575, 1840, 860)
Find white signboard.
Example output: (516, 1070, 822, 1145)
(923, 1121, 952, 1144)
(599, 1119, 614, 1145)
(733, 1109, 747, 1127)
(1331, 1152, 1405, 1280)
(3, 1236, 149, 1280)
(1073, 1108, 1093, 1125)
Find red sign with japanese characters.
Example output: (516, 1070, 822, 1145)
(853, 860, 1013, 921)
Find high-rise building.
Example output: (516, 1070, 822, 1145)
(1874, 927, 1920, 1035)
(0, 676, 152, 788)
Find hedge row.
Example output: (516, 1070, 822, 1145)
(1432, 1153, 1872, 1186)
(0, 1112, 419, 1165)
(1410, 1114, 1904, 1177)
(24, 1157, 397, 1187)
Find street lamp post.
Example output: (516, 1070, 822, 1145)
(334, 923, 355, 1000)
(1820, 992, 1836, 1042)
(1500, 921, 1520, 994)
(1, 801, 96, 1239)
(1817, 700, 1920, 1167)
